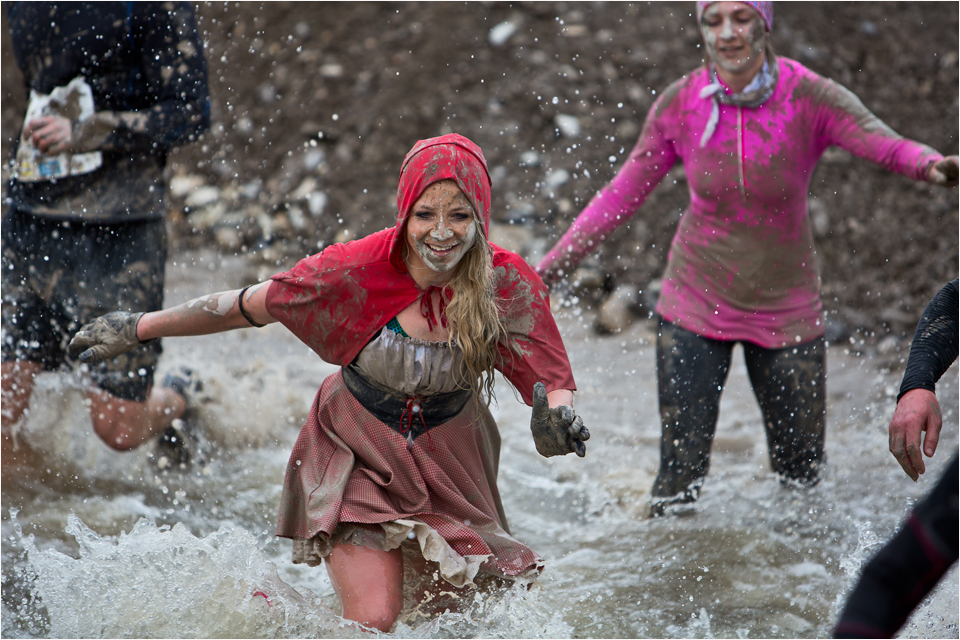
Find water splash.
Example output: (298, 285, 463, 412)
(394, 581, 574, 638)
(10, 512, 578, 639)
(838, 521, 882, 579)
(15, 514, 343, 638)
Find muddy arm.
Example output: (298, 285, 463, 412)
(535, 84, 680, 285)
(813, 77, 949, 184)
(137, 282, 276, 340)
(69, 283, 277, 365)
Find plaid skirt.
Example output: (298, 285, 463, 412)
(276, 370, 541, 587)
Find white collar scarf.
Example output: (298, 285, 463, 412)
(699, 49, 779, 148)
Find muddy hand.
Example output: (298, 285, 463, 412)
(928, 155, 959, 188)
(530, 381, 590, 457)
(888, 388, 942, 481)
(68, 312, 146, 364)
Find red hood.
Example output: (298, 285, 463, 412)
(389, 133, 492, 271)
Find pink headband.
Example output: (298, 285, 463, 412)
(696, 1, 774, 32)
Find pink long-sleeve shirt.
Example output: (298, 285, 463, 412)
(539, 57, 941, 348)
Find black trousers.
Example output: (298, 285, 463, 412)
(652, 317, 826, 503)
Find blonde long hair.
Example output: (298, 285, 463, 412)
(443, 225, 508, 406)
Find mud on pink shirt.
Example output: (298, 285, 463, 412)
(539, 57, 941, 349)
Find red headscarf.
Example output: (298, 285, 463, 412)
(266, 134, 575, 405)
(389, 133, 492, 271)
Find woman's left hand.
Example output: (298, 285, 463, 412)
(530, 382, 590, 457)
(928, 155, 959, 187)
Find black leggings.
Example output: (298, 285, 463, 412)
(652, 317, 826, 502)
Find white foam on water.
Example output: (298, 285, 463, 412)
(393, 581, 575, 638)
(15, 514, 345, 638)
(9, 510, 576, 639)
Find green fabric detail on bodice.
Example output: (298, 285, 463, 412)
(386, 317, 410, 338)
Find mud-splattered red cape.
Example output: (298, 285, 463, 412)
(265, 134, 575, 404)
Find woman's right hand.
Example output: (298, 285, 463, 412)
(68, 312, 147, 364)
(888, 388, 942, 481)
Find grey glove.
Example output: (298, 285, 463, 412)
(530, 381, 590, 458)
(68, 311, 147, 364)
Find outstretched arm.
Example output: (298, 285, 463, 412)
(137, 282, 275, 340)
(69, 282, 275, 364)
(535, 87, 680, 286)
(815, 78, 956, 187)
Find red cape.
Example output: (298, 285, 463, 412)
(264, 227, 575, 405)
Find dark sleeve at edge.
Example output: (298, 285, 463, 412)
(897, 279, 959, 402)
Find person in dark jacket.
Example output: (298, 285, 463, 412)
(1, 2, 210, 461)
(834, 279, 959, 638)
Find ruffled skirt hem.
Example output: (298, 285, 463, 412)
(292, 518, 540, 588)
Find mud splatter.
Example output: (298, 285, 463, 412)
(186, 290, 240, 317)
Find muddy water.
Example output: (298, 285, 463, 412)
(2, 248, 957, 638)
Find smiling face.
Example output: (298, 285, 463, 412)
(404, 179, 479, 279)
(701, 2, 768, 77)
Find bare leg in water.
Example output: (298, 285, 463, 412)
(325, 543, 404, 632)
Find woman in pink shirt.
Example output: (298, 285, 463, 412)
(536, 1, 958, 515)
